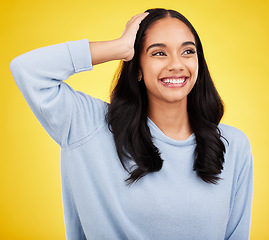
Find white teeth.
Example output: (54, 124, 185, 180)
(162, 78, 186, 84)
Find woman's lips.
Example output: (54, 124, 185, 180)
(159, 77, 189, 88)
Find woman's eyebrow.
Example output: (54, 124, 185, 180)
(146, 43, 166, 52)
(146, 41, 196, 52)
(182, 41, 196, 47)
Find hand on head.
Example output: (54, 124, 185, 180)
(120, 12, 149, 61)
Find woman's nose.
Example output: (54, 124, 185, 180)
(167, 55, 185, 72)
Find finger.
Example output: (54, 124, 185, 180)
(126, 12, 149, 32)
(135, 12, 149, 24)
(128, 12, 149, 24)
(122, 12, 148, 35)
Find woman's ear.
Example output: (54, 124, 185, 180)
(137, 70, 142, 81)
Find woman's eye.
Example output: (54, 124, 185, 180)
(152, 51, 166, 56)
(183, 49, 196, 55)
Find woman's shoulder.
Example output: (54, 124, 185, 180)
(218, 123, 251, 149)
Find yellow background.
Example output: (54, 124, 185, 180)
(1, 0, 268, 239)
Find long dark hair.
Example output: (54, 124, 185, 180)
(106, 8, 226, 185)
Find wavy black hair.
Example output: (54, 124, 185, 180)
(106, 8, 226, 185)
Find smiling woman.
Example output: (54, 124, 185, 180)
(10, 8, 253, 240)
(108, 9, 225, 185)
(140, 18, 198, 104)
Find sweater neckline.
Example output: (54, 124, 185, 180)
(147, 117, 196, 147)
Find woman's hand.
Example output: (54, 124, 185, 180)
(120, 12, 149, 61)
(89, 12, 148, 65)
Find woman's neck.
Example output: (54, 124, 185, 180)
(147, 99, 192, 141)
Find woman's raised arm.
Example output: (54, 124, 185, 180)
(10, 12, 148, 148)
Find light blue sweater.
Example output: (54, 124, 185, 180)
(10, 39, 253, 240)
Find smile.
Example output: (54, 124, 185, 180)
(160, 77, 189, 87)
(161, 78, 187, 84)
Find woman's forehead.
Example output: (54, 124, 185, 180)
(144, 17, 195, 45)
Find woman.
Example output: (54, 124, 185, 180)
(10, 8, 253, 240)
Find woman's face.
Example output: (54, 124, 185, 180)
(140, 17, 198, 106)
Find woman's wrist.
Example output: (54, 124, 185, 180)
(89, 38, 130, 65)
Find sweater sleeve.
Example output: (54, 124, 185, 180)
(10, 39, 106, 148)
(225, 138, 254, 240)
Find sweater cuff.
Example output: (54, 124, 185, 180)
(67, 39, 93, 73)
